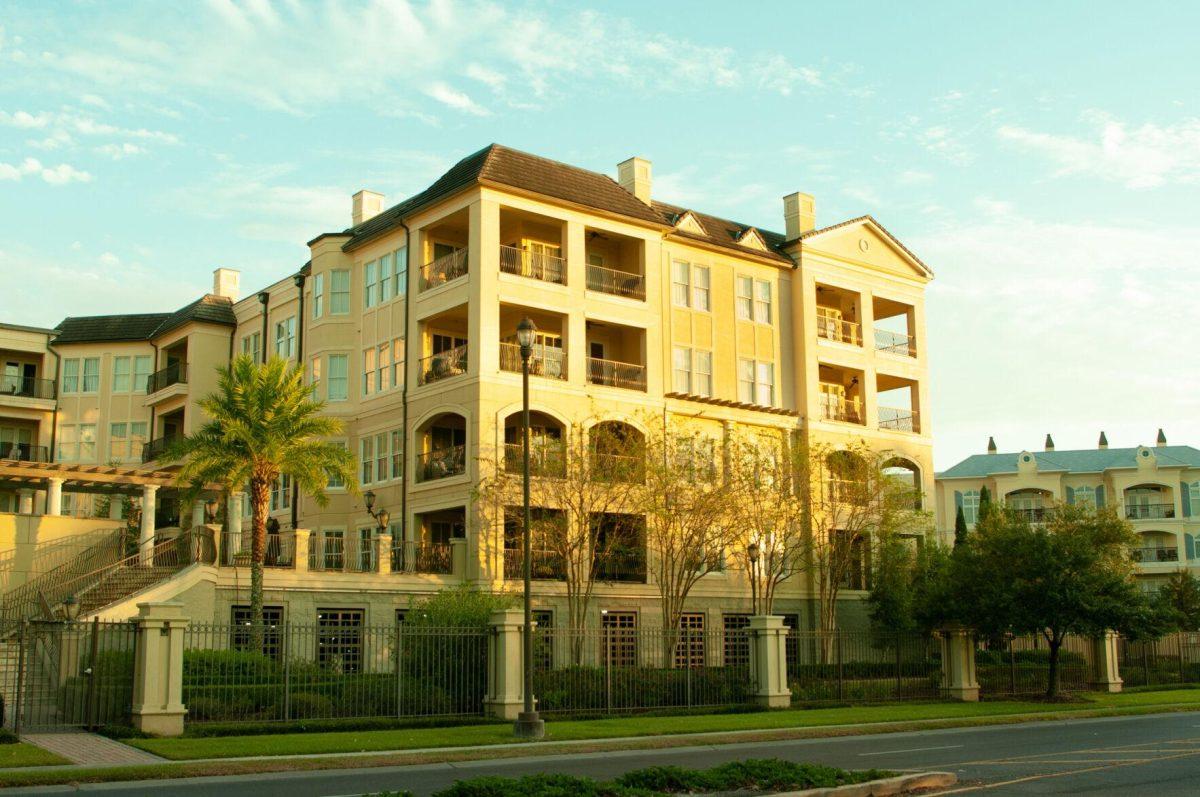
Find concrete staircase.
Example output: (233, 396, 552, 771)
(77, 566, 178, 615)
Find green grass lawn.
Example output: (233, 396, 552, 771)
(0, 743, 71, 768)
(130, 688, 1200, 761)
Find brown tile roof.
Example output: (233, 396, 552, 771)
(55, 295, 236, 344)
(652, 201, 792, 264)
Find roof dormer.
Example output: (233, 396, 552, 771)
(736, 227, 768, 252)
(673, 210, 706, 237)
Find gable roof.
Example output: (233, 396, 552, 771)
(938, 445, 1200, 479)
(796, 215, 933, 277)
(54, 295, 236, 345)
(652, 201, 792, 264)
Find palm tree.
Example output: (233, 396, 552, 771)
(172, 355, 357, 626)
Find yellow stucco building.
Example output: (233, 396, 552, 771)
(1, 144, 934, 634)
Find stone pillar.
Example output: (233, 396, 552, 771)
(225, 493, 244, 565)
(191, 500, 205, 529)
(17, 489, 34, 515)
(293, 528, 310, 573)
(109, 494, 124, 520)
(484, 608, 525, 720)
(131, 602, 188, 736)
(451, 537, 469, 580)
(1091, 631, 1123, 693)
(939, 625, 980, 701)
(378, 531, 393, 575)
(139, 485, 158, 565)
(45, 478, 63, 516)
(748, 615, 791, 708)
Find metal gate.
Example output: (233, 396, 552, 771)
(1, 619, 137, 732)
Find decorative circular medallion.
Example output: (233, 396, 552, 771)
(858, 238, 869, 252)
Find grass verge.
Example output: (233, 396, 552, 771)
(129, 688, 1200, 761)
(0, 743, 71, 768)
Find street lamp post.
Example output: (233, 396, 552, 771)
(747, 542, 760, 615)
(513, 317, 545, 739)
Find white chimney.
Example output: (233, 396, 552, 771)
(783, 192, 816, 239)
(212, 268, 241, 302)
(617, 157, 652, 204)
(352, 190, 385, 227)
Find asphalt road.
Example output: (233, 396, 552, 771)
(6, 711, 1200, 796)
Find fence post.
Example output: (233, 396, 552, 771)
(895, 635, 903, 700)
(294, 529, 310, 574)
(605, 626, 612, 714)
(483, 608, 523, 720)
(130, 602, 188, 736)
(13, 620, 26, 735)
(836, 633, 844, 702)
(84, 617, 100, 730)
(1089, 631, 1123, 693)
(748, 615, 790, 708)
(281, 621, 291, 721)
(938, 625, 980, 701)
(1008, 635, 1017, 695)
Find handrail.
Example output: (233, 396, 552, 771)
(816, 314, 861, 345)
(419, 248, 469, 291)
(69, 528, 216, 614)
(146, 362, 188, 394)
(0, 528, 128, 628)
(142, 434, 179, 463)
(586, 357, 646, 391)
(499, 245, 566, 285)
(0, 527, 121, 594)
(819, 395, 863, 424)
(0, 375, 56, 400)
(418, 344, 468, 385)
(0, 443, 49, 462)
(878, 406, 920, 433)
(874, 329, 916, 356)
(586, 264, 645, 300)
(499, 342, 566, 380)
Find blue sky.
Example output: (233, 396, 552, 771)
(1, 0, 1197, 468)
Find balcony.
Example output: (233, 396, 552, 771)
(391, 541, 452, 574)
(416, 444, 466, 482)
(595, 549, 647, 583)
(817, 316, 861, 346)
(504, 442, 566, 478)
(419, 247, 468, 292)
(0, 443, 49, 462)
(1132, 546, 1179, 563)
(499, 342, 566, 380)
(418, 344, 468, 386)
(1011, 506, 1049, 522)
(586, 357, 646, 391)
(0, 375, 55, 400)
(820, 395, 863, 424)
(586, 263, 645, 300)
(1126, 503, 1176, 520)
(499, 245, 565, 285)
(503, 548, 566, 580)
(875, 329, 916, 357)
(141, 434, 178, 463)
(146, 362, 187, 394)
(879, 407, 920, 433)
(308, 533, 379, 573)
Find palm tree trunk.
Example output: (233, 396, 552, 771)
(249, 478, 270, 636)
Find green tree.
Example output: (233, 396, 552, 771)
(910, 542, 957, 633)
(866, 533, 917, 642)
(977, 485, 992, 520)
(953, 506, 968, 546)
(1155, 570, 1200, 631)
(953, 504, 1142, 697)
(403, 585, 516, 630)
(173, 355, 357, 626)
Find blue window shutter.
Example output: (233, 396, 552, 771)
(954, 491, 963, 510)
(1187, 534, 1196, 561)
(1065, 487, 1075, 505)
(1181, 482, 1192, 518)
(1095, 486, 1105, 508)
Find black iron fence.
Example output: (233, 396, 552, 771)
(786, 631, 942, 704)
(0, 375, 56, 400)
(145, 362, 188, 394)
(975, 633, 1095, 696)
(1117, 633, 1200, 686)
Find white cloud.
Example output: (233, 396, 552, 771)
(423, 82, 489, 116)
(0, 109, 50, 128)
(95, 142, 144, 159)
(998, 113, 1200, 189)
(0, 158, 42, 180)
(917, 125, 972, 165)
(842, 185, 883, 205)
(0, 157, 91, 184)
(98, 251, 120, 266)
(896, 169, 932, 185)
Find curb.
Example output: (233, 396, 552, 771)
(776, 771, 957, 796)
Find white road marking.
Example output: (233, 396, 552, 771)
(858, 744, 963, 757)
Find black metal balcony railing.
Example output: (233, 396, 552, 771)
(503, 442, 566, 478)
(875, 329, 916, 357)
(146, 362, 188, 394)
(391, 541, 453, 574)
(499, 342, 567, 380)
(878, 407, 920, 433)
(418, 344, 468, 386)
(141, 434, 179, 463)
(586, 357, 646, 391)
(591, 452, 644, 483)
(594, 549, 647, 583)
(0, 443, 49, 462)
(416, 444, 466, 482)
(499, 245, 566, 285)
(586, 264, 645, 300)
(820, 395, 863, 424)
(503, 548, 566, 580)
(419, 248, 469, 292)
(1132, 546, 1179, 563)
(0, 375, 55, 400)
(1010, 506, 1049, 522)
(1126, 503, 1176, 520)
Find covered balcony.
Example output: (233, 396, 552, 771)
(876, 374, 921, 433)
(503, 507, 566, 580)
(418, 305, 468, 387)
(143, 409, 184, 463)
(499, 207, 566, 285)
(589, 421, 644, 483)
(498, 306, 566, 381)
(817, 364, 864, 425)
(1, 354, 55, 401)
(1006, 488, 1052, 522)
(815, 284, 862, 346)
(391, 508, 463, 574)
(592, 512, 647, 583)
(883, 457, 923, 510)
(585, 321, 646, 391)
(419, 209, 469, 292)
(503, 410, 565, 478)
(585, 227, 645, 300)
(415, 412, 466, 483)
(147, 342, 188, 395)
(0, 422, 46, 462)
(309, 528, 378, 573)
(1131, 531, 1179, 563)
(1125, 485, 1176, 520)
(873, 296, 917, 357)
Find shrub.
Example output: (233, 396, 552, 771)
(0, 729, 17, 745)
(183, 649, 281, 683)
(403, 585, 516, 630)
(288, 691, 335, 720)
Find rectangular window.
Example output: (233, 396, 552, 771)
(269, 474, 291, 512)
(723, 614, 750, 668)
(231, 605, 284, 659)
(275, 317, 295, 358)
(327, 354, 348, 401)
(327, 441, 347, 489)
(390, 429, 404, 480)
(240, 334, 261, 364)
(671, 261, 690, 307)
(360, 437, 374, 484)
(694, 350, 713, 397)
(754, 279, 772, 324)
(375, 432, 389, 483)
(362, 347, 376, 397)
(130, 422, 147, 459)
(379, 253, 392, 301)
(133, 355, 152, 392)
(961, 490, 980, 525)
(676, 613, 706, 668)
(391, 339, 404, 390)
(81, 358, 99, 392)
(736, 276, 753, 320)
(331, 269, 351, 315)
(692, 266, 711, 311)
(109, 422, 127, 461)
(672, 346, 691, 394)
(737, 358, 755, 404)
(78, 424, 96, 461)
(364, 261, 377, 309)
(309, 355, 321, 399)
(601, 611, 637, 667)
(58, 424, 76, 461)
(112, 357, 130, 392)
(755, 361, 775, 406)
(312, 273, 324, 318)
(317, 609, 364, 673)
(394, 247, 408, 298)
(377, 343, 390, 392)
(62, 359, 78, 394)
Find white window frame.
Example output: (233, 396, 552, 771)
(112, 356, 130, 392)
(364, 260, 378, 309)
(81, 357, 99, 393)
(133, 355, 152, 393)
(754, 279, 772, 324)
(275, 317, 296, 359)
(312, 272, 324, 319)
(671, 261, 691, 307)
(393, 247, 407, 299)
(330, 269, 351, 315)
(78, 423, 97, 461)
(327, 354, 348, 402)
(61, 359, 78, 394)
(379, 253, 392, 302)
(961, 490, 980, 525)
(693, 350, 713, 397)
(736, 276, 753, 320)
(362, 347, 376, 397)
(692, 266, 711, 311)
(672, 346, 692, 394)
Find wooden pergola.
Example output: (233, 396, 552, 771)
(0, 459, 182, 496)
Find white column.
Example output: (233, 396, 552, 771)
(45, 478, 63, 516)
(17, 489, 34, 515)
(140, 485, 158, 565)
(191, 499, 205, 528)
(748, 615, 791, 708)
(226, 492, 244, 563)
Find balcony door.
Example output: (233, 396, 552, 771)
(0, 426, 32, 459)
